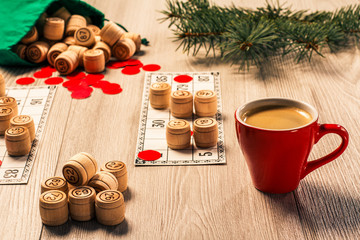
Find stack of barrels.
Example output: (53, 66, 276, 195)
(39, 152, 128, 226)
(0, 74, 35, 156)
(149, 84, 219, 149)
(12, 6, 142, 75)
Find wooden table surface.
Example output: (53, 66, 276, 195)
(1, 0, 359, 239)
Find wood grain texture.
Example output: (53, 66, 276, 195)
(0, 0, 359, 239)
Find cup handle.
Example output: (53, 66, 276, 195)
(301, 124, 349, 179)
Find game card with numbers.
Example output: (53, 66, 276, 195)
(135, 72, 226, 166)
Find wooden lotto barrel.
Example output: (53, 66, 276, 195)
(39, 190, 68, 226)
(100, 161, 128, 192)
(41, 176, 68, 194)
(54, 50, 79, 75)
(47, 42, 68, 67)
(88, 172, 118, 193)
(10, 115, 35, 141)
(69, 186, 96, 221)
(170, 90, 193, 118)
(63, 36, 75, 45)
(43, 17, 65, 41)
(0, 73, 5, 97)
(193, 117, 218, 148)
(83, 49, 105, 73)
(194, 90, 218, 117)
(5, 126, 32, 156)
(66, 15, 87, 36)
(12, 44, 27, 60)
(100, 21, 124, 47)
(87, 25, 101, 36)
(0, 107, 15, 135)
(26, 41, 49, 63)
(74, 27, 96, 48)
(149, 82, 171, 109)
(111, 38, 136, 61)
(95, 190, 125, 226)
(51, 6, 71, 22)
(62, 152, 98, 186)
(67, 45, 87, 67)
(121, 32, 141, 52)
(93, 41, 111, 63)
(166, 119, 191, 150)
(21, 26, 38, 45)
(0, 97, 18, 116)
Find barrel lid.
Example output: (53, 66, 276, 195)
(150, 82, 171, 94)
(100, 161, 127, 177)
(39, 190, 67, 209)
(95, 190, 124, 209)
(10, 115, 34, 127)
(0, 107, 13, 120)
(171, 90, 193, 103)
(0, 97, 17, 107)
(69, 186, 96, 204)
(46, 17, 64, 25)
(167, 119, 190, 134)
(5, 126, 29, 141)
(62, 160, 87, 186)
(194, 90, 217, 103)
(84, 49, 103, 60)
(41, 176, 68, 191)
(193, 117, 218, 132)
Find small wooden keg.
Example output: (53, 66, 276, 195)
(0, 73, 5, 97)
(87, 25, 101, 36)
(111, 38, 136, 61)
(170, 90, 193, 118)
(193, 117, 218, 148)
(43, 17, 65, 41)
(194, 90, 218, 117)
(83, 49, 105, 73)
(54, 50, 79, 75)
(121, 32, 141, 52)
(100, 161, 128, 192)
(36, 12, 48, 36)
(166, 119, 191, 149)
(10, 115, 36, 141)
(62, 152, 98, 186)
(67, 45, 87, 67)
(5, 127, 32, 156)
(12, 44, 27, 60)
(39, 190, 68, 226)
(74, 27, 96, 47)
(26, 41, 49, 63)
(100, 21, 125, 47)
(149, 82, 171, 109)
(88, 172, 118, 193)
(63, 36, 75, 45)
(41, 176, 69, 194)
(95, 190, 125, 226)
(21, 26, 38, 45)
(93, 41, 111, 63)
(69, 186, 96, 221)
(47, 42, 68, 67)
(66, 15, 87, 36)
(0, 107, 15, 135)
(0, 97, 18, 115)
(51, 6, 71, 22)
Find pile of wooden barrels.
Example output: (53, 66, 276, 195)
(39, 152, 128, 226)
(12, 6, 141, 75)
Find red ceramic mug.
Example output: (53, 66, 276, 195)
(235, 98, 349, 194)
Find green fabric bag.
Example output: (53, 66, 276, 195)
(0, 0, 105, 67)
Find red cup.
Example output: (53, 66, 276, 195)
(235, 98, 349, 193)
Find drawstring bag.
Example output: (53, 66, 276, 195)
(0, 0, 105, 67)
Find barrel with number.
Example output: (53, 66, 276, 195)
(5, 126, 32, 156)
(10, 115, 36, 141)
(100, 161, 128, 192)
(193, 117, 218, 148)
(95, 190, 125, 225)
(0, 107, 16, 135)
(69, 186, 96, 221)
(41, 176, 69, 194)
(0, 97, 18, 116)
(194, 90, 218, 117)
(39, 190, 68, 226)
(74, 27, 96, 47)
(88, 172, 118, 193)
(149, 82, 171, 109)
(166, 119, 191, 149)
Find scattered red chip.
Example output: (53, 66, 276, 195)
(122, 66, 141, 75)
(41, 66, 57, 72)
(138, 150, 161, 161)
(174, 75, 193, 83)
(71, 89, 92, 99)
(84, 74, 104, 85)
(33, 70, 52, 78)
(44, 77, 63, 85)
(124, 59, 143, 67)
(142, 64, 161, 72)
(191, 130, 193, 136)
(102, 83, 123, 95)
(68, 82, 92, 92)
(62, 79, 81, 88)
(92, 80, 111, 89)
(66, 71, 86, 80)
(16, 77, 35, 85)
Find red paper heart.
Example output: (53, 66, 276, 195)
(142, 64, 161, 72)
(34, 70, 52, 78)
(45, 77, 64, 85)
(174, 75, 193, 83)
(138, 150, 161, 161)
(16, 77, 35, 85)
(122, 66, 141, 75)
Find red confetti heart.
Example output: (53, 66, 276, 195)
(138, 150, 161, 161)
(124, 59, 143, 67)
(66, 71, 86, 80)
(62, 80, 81, 88)
(41, 66, 57, 72)
(142, 64, 161, 72)
(68, 82, 92, 92)
(122, 66, 141, 75)
(34, 70, 52, 78)
(174, 75, 193, 83)
(45, 77, 63, 85)
(84, 74, 104, 85)
(16, 77, 35, 85)
(102, 83, 123, 95)
(71, 89, 92, 99)
(92, 80, 111, 89)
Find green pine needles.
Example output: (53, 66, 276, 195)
(160, 0, 360, 70)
